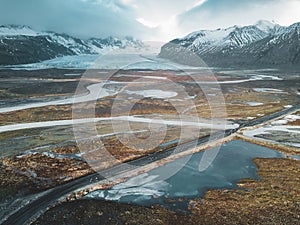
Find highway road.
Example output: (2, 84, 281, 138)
(2, 105, 299, 225)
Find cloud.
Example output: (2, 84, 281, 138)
(136, 18, 159, 28)
(0, 0, 148, 39)
(117, 0, 207, 40)
(0, 0, 299, 41)
(177, 0, 300, 35)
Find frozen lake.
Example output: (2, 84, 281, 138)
(86, 140, 285, 210)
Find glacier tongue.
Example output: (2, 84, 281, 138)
(0, 25, 145, 65)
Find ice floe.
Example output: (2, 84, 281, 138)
(86, 173, 169, 201)
(85, 141, 285, 207)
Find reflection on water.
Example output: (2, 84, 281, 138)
(86, 140, 285, 210)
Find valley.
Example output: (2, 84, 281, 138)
(0, 65, 299, 224)
(0, 14, 299, 225)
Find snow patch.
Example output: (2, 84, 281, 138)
(126, 90, 177, 99)
(247, 102, 263, 106)
(0, 25, 38, 36)
(271, 114, 300, 125)
(253, 88, 287, 94)
(115, 74, 167, 80)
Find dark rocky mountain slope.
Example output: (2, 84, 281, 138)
(159, 20, 300, 67)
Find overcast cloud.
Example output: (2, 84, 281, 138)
(177, 0, 300, 36)
(0, 0, 299, 41)
(0, 0, 148, 38)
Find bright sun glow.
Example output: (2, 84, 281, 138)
(136, 18, 158, 28)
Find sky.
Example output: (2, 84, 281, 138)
(0, 0, 300, 41)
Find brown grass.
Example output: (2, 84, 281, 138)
(235, 134, 300, 155)
(33, 157, 300, 225)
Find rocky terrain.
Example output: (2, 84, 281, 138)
(159, 20, 300, 67)
(0, 25, 144, 65)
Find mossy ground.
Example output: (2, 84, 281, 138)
(32, 157, 300, 225)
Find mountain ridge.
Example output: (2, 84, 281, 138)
(0, 25, 144, 65)
(159, 20, 300, 67)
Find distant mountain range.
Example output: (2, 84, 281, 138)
(159, 20, 300, 67)
(0, 25, 144, 65)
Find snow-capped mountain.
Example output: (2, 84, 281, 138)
(0, 25, 144, 65)
(0, 25, 39, 36)
(159, 20, 300, 67)
(254, 20, 277, 33)
(175, 22, 269, 53)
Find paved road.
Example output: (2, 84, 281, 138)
(2, 105, 299, 225)
(1, 134, 213, 225)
